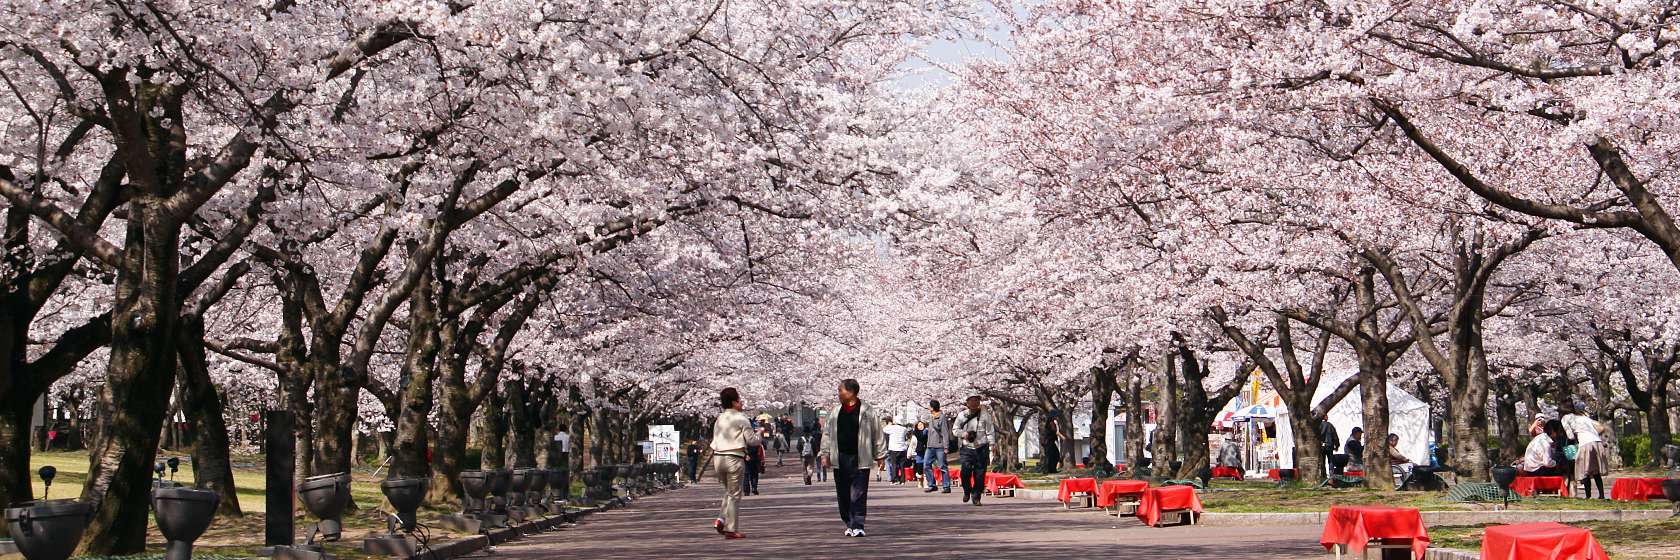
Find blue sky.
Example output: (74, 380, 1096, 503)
(892, 4, 1017, 90)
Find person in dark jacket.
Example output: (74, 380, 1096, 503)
(1344, 427, 1365, 470)
(744, 426, 766, 495)
(686, 440, 704, 482)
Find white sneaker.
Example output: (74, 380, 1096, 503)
(853, 529, 867, 537)
(843, 528, 857, 537)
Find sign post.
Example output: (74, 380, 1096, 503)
(648, 425, 680, 464)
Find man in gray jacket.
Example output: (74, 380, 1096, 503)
(922, 399, 953, 493)
(954, 395, 995, 506)
(820, 378, 887, 537)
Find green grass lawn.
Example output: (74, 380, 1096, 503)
(1432, 517, 1680, 560)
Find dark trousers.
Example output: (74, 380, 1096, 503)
(833, 453, 870, 530)
(686, 456, 701, 482)
(887, 450, 906, 482)
(744, 459, 761, 494)
(960, 445, 990, 501)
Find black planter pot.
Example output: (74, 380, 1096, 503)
(153, 486, 220, 560)
(1491, 466, 1518, 489)
(381, 477, 427, 532)
(459, 470, 491, 499)
(1660, 479, 1680, 517)
(1491, 466, 1519, 507)
(508, 469, 534, 506)
(3, 499, 91, 560)
(528, 469, 549, 493)
(297, 472, 352, 542)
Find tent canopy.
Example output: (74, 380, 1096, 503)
(1273, 370, 1430, 470)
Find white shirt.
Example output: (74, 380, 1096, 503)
(1562, 414, 1602, 445)
(1521, 432, 1554, 471)
(884, 424, 909, 452)
(553, 432, 570, 453)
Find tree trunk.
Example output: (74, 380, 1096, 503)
(1150, 352, 1179, 469)
(392, 270, 439, 479)
(481, 387, 507, 469)
(0, 392, 35, 514)
(1355, 349, 1393, 488)
(309, 357, 357, 475)
(1650, 388, 1672, 466)
(1088, 362, 1118, 470)
(506, 378, 537, 468)
(177, 318, 243, 516)
(80, 210, 184, 555)
(1125, 369, 1148, 470)
(989, 402, 1021, 471)
(1493, 377, 1521, 465)
(428, 374, 472, 504)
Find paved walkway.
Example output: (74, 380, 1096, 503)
(492, 464, 1327, 558)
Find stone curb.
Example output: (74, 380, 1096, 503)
(404, 484, 688, 560)
(1425, 548, 1480, 560)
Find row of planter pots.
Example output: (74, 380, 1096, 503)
(2, 462, 692, 560)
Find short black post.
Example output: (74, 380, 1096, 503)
(266, 410, 295, 548)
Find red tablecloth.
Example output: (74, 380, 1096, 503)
(1057, 477, 1098, 504)
(900, 466, 917, 481)
(1610, 477, 1666, 502)
(1344, 469, 1366, 478)
(1096, 480, 1150, 508)
(1267, 468, 1296, 481)
(1319, 505, 1429, 560)
(1481, 522, 1609, 560)
(1210, 466, 1242, 479)
(985, 473, 1025, 493)
(948, 467, 961, 481)
(1510, 476, 1569, 497)
(1136, 485, 1202, 527)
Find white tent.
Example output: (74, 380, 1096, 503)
(1275, 370, 1430, 470)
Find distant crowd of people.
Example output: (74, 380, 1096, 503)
(705, 380, 997, 539)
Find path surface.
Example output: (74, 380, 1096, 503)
(492, 464, 1326, 559)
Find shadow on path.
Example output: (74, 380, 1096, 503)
(491, 464, 1327, 559)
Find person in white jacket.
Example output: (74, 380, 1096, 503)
(710, 387, 759, 539)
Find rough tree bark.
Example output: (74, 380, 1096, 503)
(1125, 366, 1148, 471)
(1494, 376, 1522, 464)
(506, 373, 539, 468)
(1086, 354, 1123, 471)
(480, 386, 508, 470)
(177, 316, 243, 516)
(392, 264, 440, 479)
(1149, 351, 1179, 470)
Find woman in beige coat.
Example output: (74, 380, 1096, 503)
(710, 388, 759, 539)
